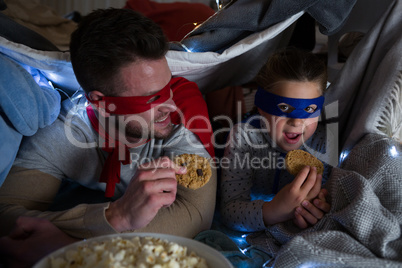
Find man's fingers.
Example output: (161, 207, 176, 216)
(137, 168, 178, 181)
(137, 173, 178, 195)
(138, 156, 186, 174)
(8, 216, 41, 239)
(154, 177, 178, 194)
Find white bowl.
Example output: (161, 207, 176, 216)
(34, 232, 233, 268)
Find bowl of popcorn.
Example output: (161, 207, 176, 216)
(34, 233, 233, 268)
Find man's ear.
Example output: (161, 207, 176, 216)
(88, 91, 111, 117)
(88, 90, 103, 101)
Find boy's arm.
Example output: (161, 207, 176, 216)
(220, 124, 268, 232)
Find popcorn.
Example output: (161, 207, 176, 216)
(49, 236, 209, 268)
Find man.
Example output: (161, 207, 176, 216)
(0, 7, 216, 244)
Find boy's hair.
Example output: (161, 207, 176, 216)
(255, 48, 328, 94)
(70, 8, 169, 96)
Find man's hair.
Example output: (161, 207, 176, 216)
(70, 8, 169, 96)
(255, 47, 328, 94)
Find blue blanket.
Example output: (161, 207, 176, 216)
(0, 54, 60, 185)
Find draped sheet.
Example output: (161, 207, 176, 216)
(0, 0, 358, 94)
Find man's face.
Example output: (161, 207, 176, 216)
(115, 57, 176, 143)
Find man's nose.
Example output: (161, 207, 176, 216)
(158, 98, 177, 113)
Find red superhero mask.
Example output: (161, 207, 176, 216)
(87, 81, 173, 115)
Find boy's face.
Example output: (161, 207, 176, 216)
(258, 81, 322, 152)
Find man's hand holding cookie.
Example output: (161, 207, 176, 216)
(106, 156, 187, 232)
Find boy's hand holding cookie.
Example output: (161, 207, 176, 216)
(285, 150, 331, 228)
(285, 149, 324, 176)
(262, 165, 321, 226)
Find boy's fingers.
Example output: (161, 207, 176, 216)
(313, 198, 331, 212)
(293, 166, 314, 188)
(299, 166, 317, 194)
(293, 210, 308, 229)
(301, 200, 324, 220)
(296, 206, 318, 225)
(306, 173, 322, 200)
(319, 188, 329, 200)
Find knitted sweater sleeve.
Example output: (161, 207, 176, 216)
(0, 166, 116, 239)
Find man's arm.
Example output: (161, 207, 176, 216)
(105, 156, 217, 238)
(0, 161, 216, 239)
(133, 168, 217, 238)
(0, 166, 117, 238)
(151, 126, 217, 238)
(0, 217, 79, 268)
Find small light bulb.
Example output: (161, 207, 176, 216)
(390, 146, 398, 157)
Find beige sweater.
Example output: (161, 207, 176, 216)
(0, 97, 217, 239)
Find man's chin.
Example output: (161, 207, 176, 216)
(125, 124, 173, 140)
(152, 124, 173, 139)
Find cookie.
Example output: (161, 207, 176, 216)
(285, 149, 324, 176)
(174, 154, 212, 189)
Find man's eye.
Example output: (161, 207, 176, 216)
(146, 95, 160, 104)
(304, 105, 317, 113)
(277, 103, 295, 113)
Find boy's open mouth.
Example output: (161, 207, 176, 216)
(284, 132, 302, 144)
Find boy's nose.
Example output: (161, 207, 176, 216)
(287, 118, 304, 127)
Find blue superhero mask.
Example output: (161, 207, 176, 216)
(254, 87, 324, 119)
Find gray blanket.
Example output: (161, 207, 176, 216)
(324, 0, 402, 153)
(170, 0, 356, 53)
(247, 133, 402, 267)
